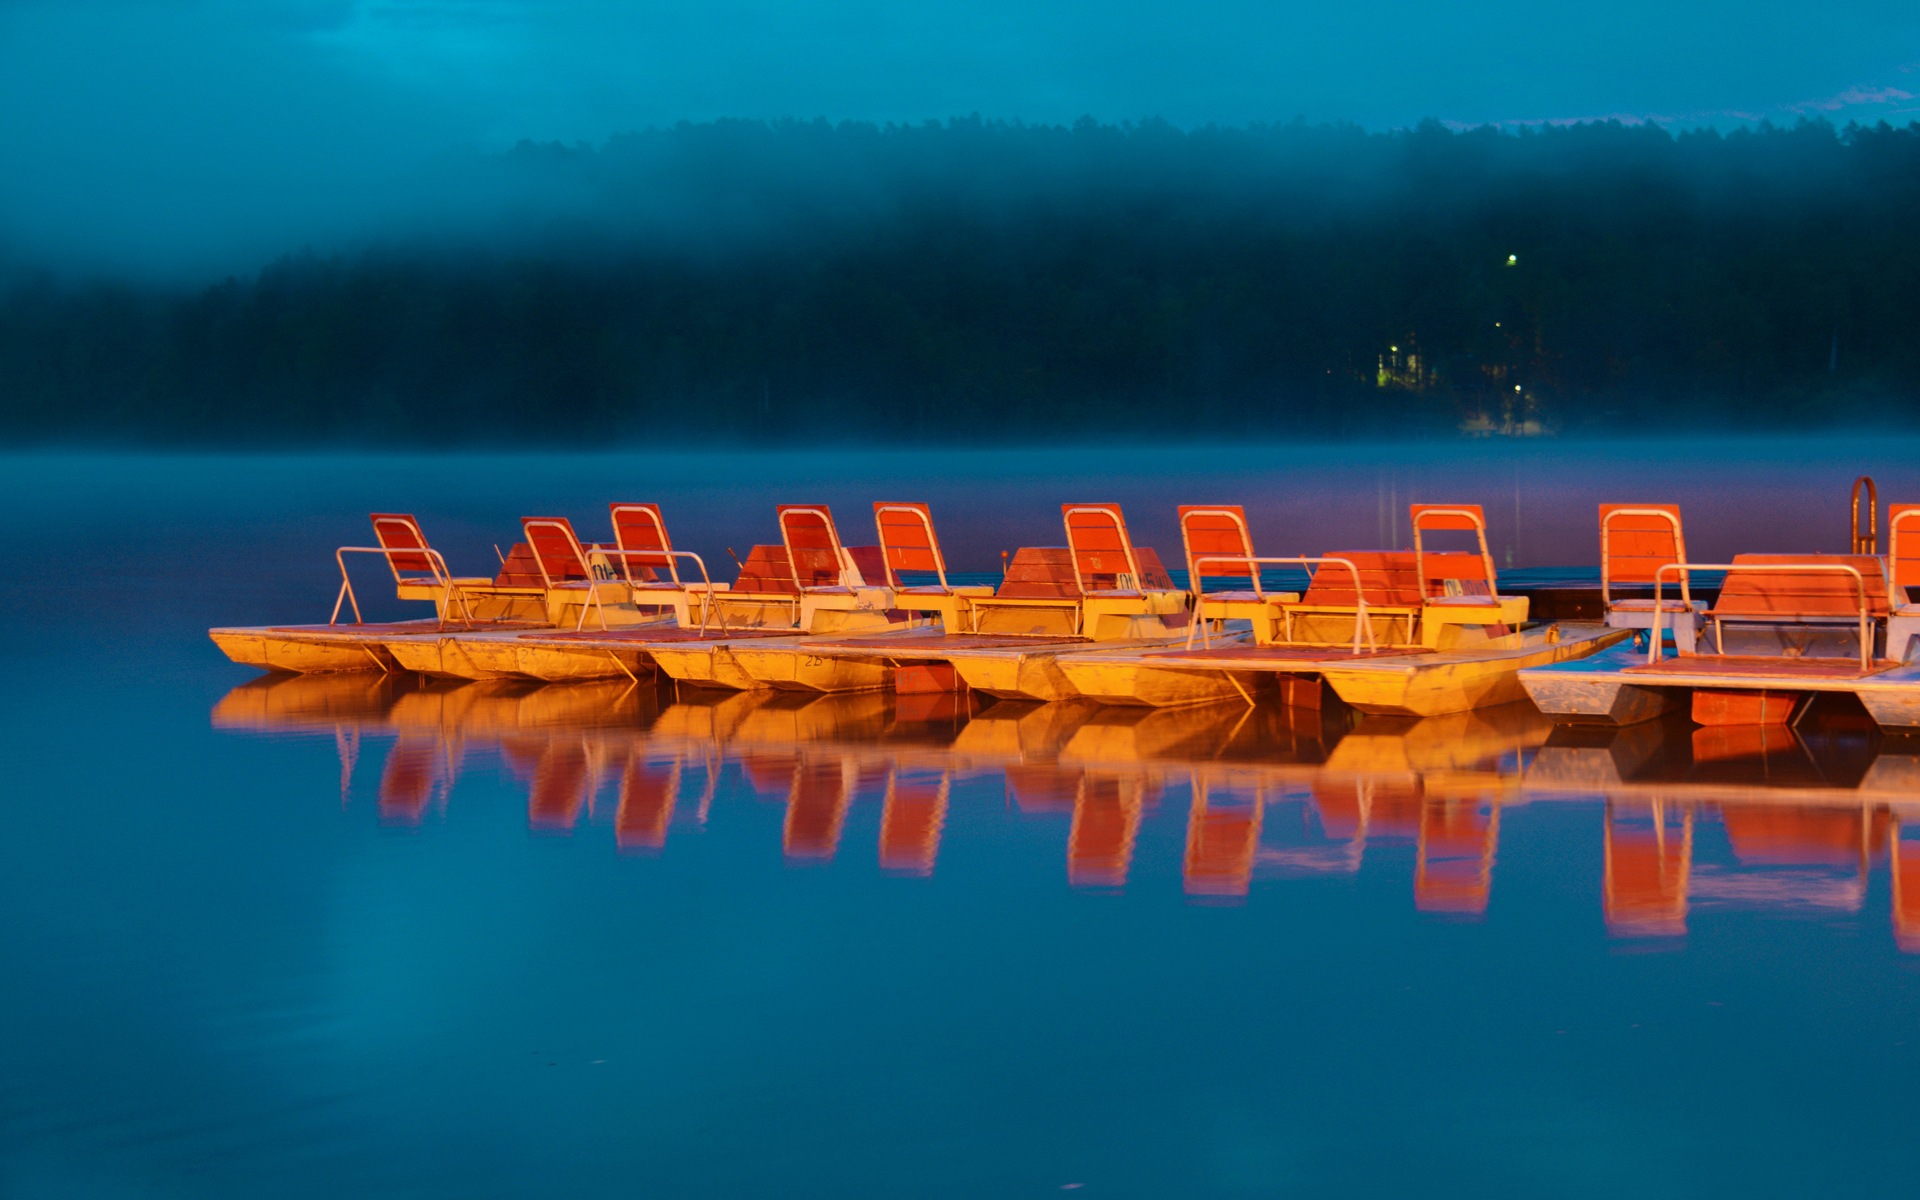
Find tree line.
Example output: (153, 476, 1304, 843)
(2, 115, 1917, 445)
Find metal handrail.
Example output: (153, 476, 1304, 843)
(600, 546, 725, 633)
(1852, 475, 1878, 555)
(1189, 554, 1374, 653)
(331, 544, 471, 627)
(1650, 560, 1875, 671)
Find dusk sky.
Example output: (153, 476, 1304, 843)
(3, 0, 1917, 277)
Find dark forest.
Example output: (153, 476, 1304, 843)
(3, 116, 1918, 446)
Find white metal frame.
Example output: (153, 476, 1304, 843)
(1600, 506, 1691, 609)
(1886, 507, 1920, 663)
(1062, 505, 1144, 600)
(1060, 504, 1154, 637)
(873, 503, 952, 592)
(1410, 505, 1500, 603)
(1650, 560, 1879, 671)
(1188, 554, 1375, 652)
(608, 504, 724, 633)
(330, 543, 472, 626)
(1178, 506, 1264, 601)
(1600, 506, 1703, 653)
(523, 517, 621, 632)
(778, 505, 854, 591)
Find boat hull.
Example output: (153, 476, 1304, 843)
(1323, 629, 1624, 717)
(644, 643, 768, 691)
(1059, 624, 1628, 717)
(209, 623, 459, 674)
(1523, 643, 1920, 729)
(724, 644, 895, 692)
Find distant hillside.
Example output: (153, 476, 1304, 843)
(3, 116, 1918, 445)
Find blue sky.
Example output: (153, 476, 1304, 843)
(3, 0, 1917, 277)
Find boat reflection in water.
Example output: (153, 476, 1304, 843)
(213, 674, 1920, 943)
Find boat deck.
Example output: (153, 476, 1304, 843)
(1622, 653, 1895, 681)
(1142, 645, 1432, 665)
(1520, 643, 1920, 729)
(522, 626, 799, 646)
(267, 620, 546, 636)
(802, 632, 1091, 654)
(722, 627, 1184, 698)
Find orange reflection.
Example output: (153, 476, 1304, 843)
(1309, 783, 1370, 843)
(1006, 764, 1083, 814)
(879, 770, 949, 876)
(1893, 820, 1920, 953)
(1719, 805, 1883, 870)
(1368, 781, 1427, 841)
(212, 674, 1920, 945)
(616, 761, 678, 853)
(1068, 774, 1155, 889)
(741, 752, 800, 799)
(378, 737, 449, 825)
(1184, 778, 1262, 899)
(1690, 723, 1800, 767)
(526, 739, 591, 832)
(784, 760, 850, 862)
(1694, 804, 1886, 916)
(1414, 797, 1499, 915)
(1603, 800, 1692, 937)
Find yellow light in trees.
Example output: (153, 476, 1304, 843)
(1506, 254, 1518, 266)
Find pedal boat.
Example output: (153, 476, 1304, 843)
(397, 504, 917, 684)
(1057, 502, 1624, 715)
(728, 502, 1194, 697)
(1522, 550, 1920, 728)
(210, 512, 564, 674)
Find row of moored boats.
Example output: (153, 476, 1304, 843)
(210, 494, 1920, 727)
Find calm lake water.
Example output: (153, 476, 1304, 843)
(5, 440, 1920, 1198)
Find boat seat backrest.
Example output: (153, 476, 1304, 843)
(874, 502, 950, 589)
(845, 545, 886, 588)
(1411, 504, 1498, 599)
(1178, 505, 1259, 590)
(1063, 503, 1143, 592)
(732, 544, 800, 594)
(1890, 505, 1920, 600)
(777, 505, 847, 589)
(521, 516, 594, 586)
(1130, 547, 1176, 591)
(1600, 504, 1687, 600)
(609, 502, 672, 583)
(1710, 553, 1891, 619)
(994, 547, 1082, 599)
(1299, 551, 1424, 608)
(370, 512, 440, 581)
